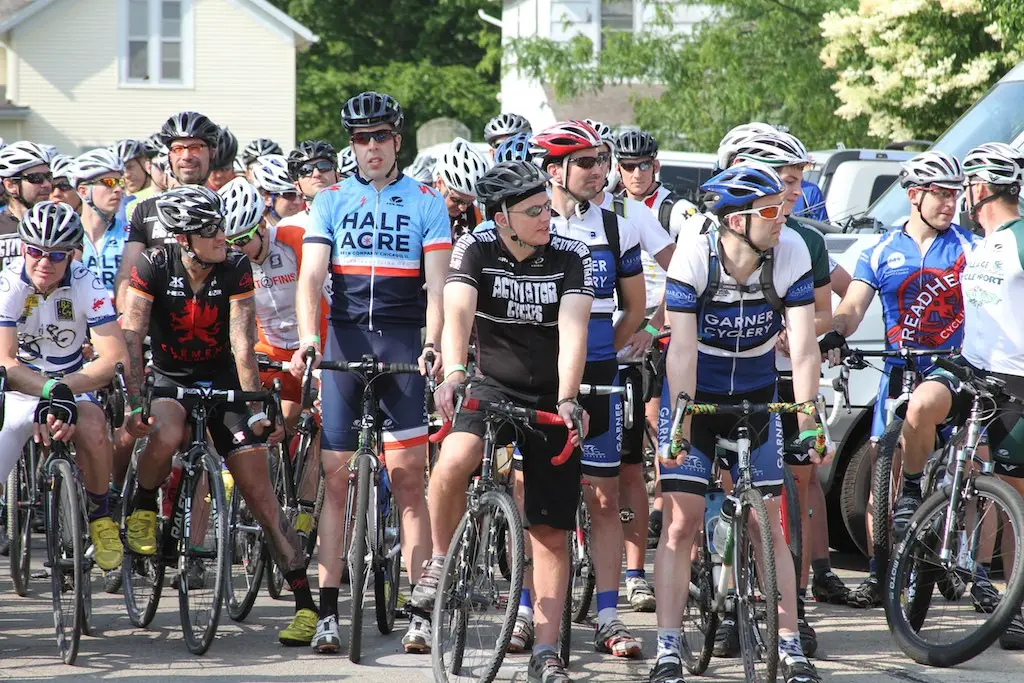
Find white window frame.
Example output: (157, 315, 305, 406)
(118, 0, 195, 89)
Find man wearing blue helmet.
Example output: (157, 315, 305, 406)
(650, 163, 828, 683)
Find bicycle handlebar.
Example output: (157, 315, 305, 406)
(578, 383, 625, 397)
(933, 355, 972, 383)
(141, 372, 278, 425)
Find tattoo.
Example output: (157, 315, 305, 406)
(121, 293, 153, 399)
(229, 296, 261, 394)
(266, 514, 306, 573)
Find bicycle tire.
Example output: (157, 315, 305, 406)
(348, 451, 372, 663)
(569, 497, 595, 623)
(432, 490, 524, 683)
(48, 459, 83, 665)
(120, 448, 165, 628)
(265, 447, 286, 600)
(178, 451, 230, 655)
(681, 526, 718, 675)
(559, 566, 573, 667)
(885, 476, 1024, 667)
(375, 482, 401, 635)
(304, 469, 325, 564)
(782, 465, 802, 585)
(871, 418, 903, 574)
(8, 456, 32, 597)
(227, 491, 267, 621)
(736, 488, 778, 682)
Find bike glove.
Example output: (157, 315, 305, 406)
(34, 382, 79, 427)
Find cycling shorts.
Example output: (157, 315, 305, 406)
(620, 364, 646, 466)
(657, 380, 784, 497)
(0, 391, 101, 485)
(579, 358, 622, 478)
(319, 323, 427, 453)
(450, 377, 580, 530)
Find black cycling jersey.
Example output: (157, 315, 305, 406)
(127, 243, 254, 381)
(448, 228, 594, 396)
(126, 195, 177, 248)
(450, 206, 481, 242)
(0, 233, 19, 271)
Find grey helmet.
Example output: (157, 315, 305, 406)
(18, 200, 83, 250)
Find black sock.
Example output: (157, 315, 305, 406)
(903, 471, 922, 494)
(811, 558, 831, 578)
(133, 485, 159, 513)
(319, 586, 339, 619)
(284, 569, 316, 613)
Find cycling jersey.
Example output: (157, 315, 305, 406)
(776, 218, 834, 374)
(126, 195, 177, 248)
(550, 202, 642, 362)
(634, 186, 699, 309)
(597, 192, 673, 311)
(80, 217, 130, 298)
(665, 227, 815, 394)
(961, 217, 1024, 376)
(0, 258, 116, 375)
(304, 173, 451, 329)
(447, 227, 594, 396)
(127, 244, 254, 381)
(792, 180, 828, 222)
(0, 233, 19, 271)
(125, 184, 158, 222)
(853, 223, 978, 363)
(450, 205, 483, 241)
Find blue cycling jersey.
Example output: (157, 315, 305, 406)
(81, 217, 130, 299)
(792, 181, 828, 222)
(304, 173, 451, 329)
(852, 223, 978, 365)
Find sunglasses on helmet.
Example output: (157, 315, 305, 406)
(25, 245, 72, 262)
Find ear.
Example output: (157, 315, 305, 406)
(2, 177, 15, 194)
(493, 210, 508, 229)
(654, 160, 661, 174)
(76, 183, 88, 200)
(394, 134, 402, 154)
(174, 234, 188, 248)
(545, 160, 561, 184)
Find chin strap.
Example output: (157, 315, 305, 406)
(84, 186, 116, 230)
(968, 183, 1018, 223)
(183, 234, 215, 269)
(550, 156, 589, 218)
(500, 200, 539, 252)
(721, 214, 768, 257)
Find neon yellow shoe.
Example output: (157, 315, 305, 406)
(279, 607, 318, 646)
(295, 511, 313, 536)
(89, 517, 124, 571)
(126, 510, 158, 556)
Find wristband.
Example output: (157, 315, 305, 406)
(130, 407, 143, 416)
(247, 411, 268, 428)
(300, 335, 321, 348)
(644, 323, 659, 336)
(424, 342, 436, 349)
(798, 429, 819, 443)
(444, 364, 467, 380)
(42, 379, 58, 400)
(556, 397, 580, 408)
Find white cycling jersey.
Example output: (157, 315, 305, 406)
(640, 186, 700, 309)
(597, 191, 672, 311)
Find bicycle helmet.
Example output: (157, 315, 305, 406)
(242, 137, 283, 166)
(49, 154, 76, 184)
(899, 151, 964, 189)
(18, 200, 83, 250)
(251, 154, 295, 194)
(341, 91, 404, 132)
(337, 146, 357, 179)
(219, 178, 264, 239)
(700, 162, 785, 214)
(111, 139, 147, 165)
(287, 140, 338, 179)
(403, 154, 435, 184)
(484, 113, 532, 145)
(963, 143, 1024, 186)
(74, 148, 125, 184)
(615, 131, 658, 159)
(434, 138, 488, 197)
(158, 111, 219, 147)
(716, 121, 777, 171)
(494, 132, 533, 163)
(0, 141, 51, 178)
(155, 184, 225, 235)
(476, 160, 551, 212)
(730, 132, 809, 168)
(212, 127, 239, 171)
(531, 120, 603, 168)
(583, 119, 616, 150)
(144, 133, 164, 158)
(232, 155, 246, 176)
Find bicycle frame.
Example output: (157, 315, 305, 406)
(342, 372, 388, 580)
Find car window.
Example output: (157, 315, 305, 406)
(658, 165, 716, 205)
(869, 175, 898, 205)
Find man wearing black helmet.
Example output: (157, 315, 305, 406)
(242, 138, 283, 182)
(287, 140, 339, 207)
(207, 127, 239, 192)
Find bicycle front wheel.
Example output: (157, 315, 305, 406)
(8, 454, 33, 597)
(347, 451, 372, 664)
(265, 446, 286, 600)
(871, 418, 904, 572)
(781, 465, 802, 583)
(735, 488, 778, 683)
(432, 490, 524, 683)
(177, 451, 230, 655)
(48, 459, 83, 665)
(885, 475, 1024, 667)
(569, 496, 595, 623)
(681, 525, 718, 675)
(120, 443, 165, 628)
(227, 489, 267, 621)
(374, 480, 401, 634)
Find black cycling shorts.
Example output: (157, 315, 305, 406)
(620, 364, 646, 465)
(450, 377, 581, 530)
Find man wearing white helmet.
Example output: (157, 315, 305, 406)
(251, 154, 304, 227)
(75, 148, 128, 297)
(433, 137, 487, 239)
(0, 141, 53, 235)
(483, 112, 532, 158)
(821, 150, 979, 609)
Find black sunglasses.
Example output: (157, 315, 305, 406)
(20, 172, 52, 185)
(568, 156, 602, 170)
(619, 160, 654, 173)
(195, 222, 225, 238)
(298, 159, 336, 177)
(351, 130, 397, 145)
(52, 181, 73, 192)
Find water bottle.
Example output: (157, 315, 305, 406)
(712, 498, 735, 560)
(705, 489, 725, 588)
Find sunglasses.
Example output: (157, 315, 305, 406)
(732, 201, 786, 221)
(91, 177, 125, 189)
(227, 224, 261, 246)
(25, 245, 72, 262)
(509, 200, 552, 218)
(350, 130, 397, 145)
(170, 142, 209, 155)
(20, 172, 52, 185)
(195, 222, 225, 238)
(298, 159, 336, 177)
(52, 181, 73, 192)
(275, 191, 302, 202)
(568, 156, 603, 170)
(619, 160, 654, 173)
(445, 189, 475, 209)
(922, 185, 962, 202)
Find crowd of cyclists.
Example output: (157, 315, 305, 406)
(0, 88, 1022, 683)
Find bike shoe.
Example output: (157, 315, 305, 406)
(594, 619, 642, 658)
(648, 655, 685, 683)
(409, 555, 444, 611)
(846, 576, 882, 608)
(1000, 612, 1024, 650)
(89, 516, 124, 571)
(627, 576, 657, 612)
(528, 650, 572, 683)
(647, 509, 663, 549)
(279, 607, 317, 647)
(311, 614, 341, 654)
(126, 510, 158, 556)
(891, 490, 922, 540)
(508, 615, 535, 653)
(712, 617, 740, 657)
(971, 578, 1001, 614)
(781, 657, 822, 683)
(810, 570, 849, 604)
(796, 599, 817, 658)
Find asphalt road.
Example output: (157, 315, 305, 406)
(0, 540, 1022, 683)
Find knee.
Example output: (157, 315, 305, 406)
(665, 511, 700, 546)
(74, 412, 111, 456)
(906, 390, 943, 429)
(587, 481, 620, 517)
(389, 466, 425, 501)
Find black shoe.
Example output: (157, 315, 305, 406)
(648, 655, 685, 683)
(847, 576, 882, 608)
(712, 617, 739, 657)
(1000, 613, 1024, 650)
(796, 600, 817, 658)
(647, 509, 663, 549)
(891, 490, 922, 540)
(781, 657, 821, 683)
(528, 651, 571, 683)
(171, 558, 207, 590)
(810, 570, 849, 604)
(971, 578, 1001, 614)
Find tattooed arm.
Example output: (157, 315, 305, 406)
(121, 290, 153, 406)
(229, 294, 262, 396)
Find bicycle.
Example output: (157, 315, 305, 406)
(430, 389, 579, 683)
(120, 373, 279, 654)
(305, 348, 419, 663)
(884, 355, 1024, 667)
(663, 392, 832, 681)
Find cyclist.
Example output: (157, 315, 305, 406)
(483, 112, 532, 157)
(653, 163, 826, 683)
(49, 154, 82, 213)
(823, 151, 977, 608)
(531, 119, 646, 658)
(242, 137, 283, 181)
(75, 148, 128, 297)
(207, 126, 239, 192)
(416, 160, 592, 683)
(119, 184, 320, 646)
(337, 147, 357, 181)
(112, 139, 155, 208)
(896, 142, 1024, 648)
(291, 91, 449, 654)
(251, 154, 304, 227)
(220, 176, 327, 537)
(433, 137, 487, 239)
(0, 141, 53, 234)
(0, 201, 127, 573)
(287, 140, 339, 209)
(494, 132, 533, 164)
(115, 111, 220, 310)
(792, 179, 829, 222)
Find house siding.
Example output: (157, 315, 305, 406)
(9, 0, 297, 153)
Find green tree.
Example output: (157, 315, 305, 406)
(272, 0, 501, 160)
(509, 0, 874, 152)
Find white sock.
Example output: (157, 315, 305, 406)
(518, 605, 534, 623)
